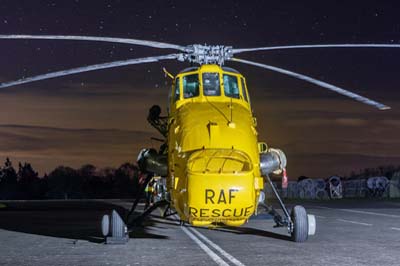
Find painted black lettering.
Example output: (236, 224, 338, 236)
(189, 207, 198, 218)
(233, 208, 244, 217)
(244, 205, 253, 216)
(222, 209, 231, 217)
(205, 189, 215, 204)
(211, 209, 221, 217)
(218, 189, 227, 204)
(228, 189, 238, 204)
(200, 208, 209, 217)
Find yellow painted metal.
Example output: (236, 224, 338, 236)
(167, 64, 264, 227)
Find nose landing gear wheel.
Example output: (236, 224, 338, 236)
(290, 205, 308, 242)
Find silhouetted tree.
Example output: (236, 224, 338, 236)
(0, 158, 145, 200)
(47, 166, 82, 199)
(2, 158, 17, 184)
(79, 164, 99, 198)
(113, 163, 138, 198)
(17, 162, 40, 199)
(0, 158, 19, 199)
(98, 167, 116, 198)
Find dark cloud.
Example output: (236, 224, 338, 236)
(0, 124, 157, 174)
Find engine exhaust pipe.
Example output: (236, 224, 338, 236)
(259, 148, 287, 176)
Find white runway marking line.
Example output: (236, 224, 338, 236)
(180, 226, 229, 266)
(188, 227, 245, 266)
(336, 219, 372, 226)
(390, 227, 400, 231)
(315, 206, 400, 219)
(173, 215, 245, 266)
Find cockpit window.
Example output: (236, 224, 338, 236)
(223, 74, 240, 99)
(183, 74, 199, 99)
(174, 77, 180, 101)
(202, 73, 220, 96)
(240, 78, 249, 102)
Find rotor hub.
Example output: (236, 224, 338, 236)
(180, 44, 233, 65)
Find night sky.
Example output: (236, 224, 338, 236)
(0, 0, 400, 178)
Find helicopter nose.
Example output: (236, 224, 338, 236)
(184, 149, 259, 226)
(186, 171, 256, 227)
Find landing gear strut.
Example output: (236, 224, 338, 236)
(263, 175, 315, 242)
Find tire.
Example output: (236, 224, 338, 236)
(101, 214, 110, 237)
(291, 205, 308, 242)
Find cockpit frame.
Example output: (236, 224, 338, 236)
(169, 64, 251, 113)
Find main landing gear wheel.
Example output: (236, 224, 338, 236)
(290, 205, 309, 242)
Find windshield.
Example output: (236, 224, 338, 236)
(203, 73, 220, 96)
(183, 74, 199, 99)
(223, 74, 240, 99)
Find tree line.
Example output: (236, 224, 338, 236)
(1, 157, 399, 200)
(0, 158, 144, 200)
(346, 165, 400, 179)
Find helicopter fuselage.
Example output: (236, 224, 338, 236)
(167, 64, 265, 227)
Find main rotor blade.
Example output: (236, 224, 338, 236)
(233, 44, 400, 54)
(230, 57, 390, 110)
(0, 34, 186, 51)
(0, 54, 180, 89)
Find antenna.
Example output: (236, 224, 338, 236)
(230, 96, 233, 123)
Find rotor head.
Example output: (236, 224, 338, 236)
(180, 44, 233, 65)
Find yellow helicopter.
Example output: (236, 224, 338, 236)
(0, 35, 394, 242)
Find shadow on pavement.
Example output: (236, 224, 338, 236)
(0, 200, 168, 243)
(152, 212, 292, 242)
(216, 226, 292, 241)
